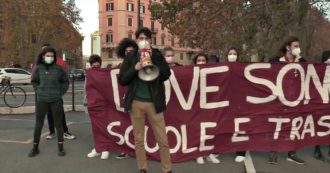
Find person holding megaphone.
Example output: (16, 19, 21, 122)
(119, 27, 173, 173)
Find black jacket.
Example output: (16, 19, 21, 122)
(119, 48, 171, 113)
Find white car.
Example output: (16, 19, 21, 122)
(0, 68, 31, 85)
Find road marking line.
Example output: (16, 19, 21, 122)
(0, 118, 35, 122)
(244, 151, 257, 173)
(0, 132, 48, 144)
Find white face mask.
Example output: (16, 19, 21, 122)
(44, 56, 54, 64)
(165, 56, 173, 63)
(138, 40, 150, 49)
(227, 55, 237, 62)
(291, 48, 301, 57)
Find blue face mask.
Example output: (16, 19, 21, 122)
(44, 56, 54, 64)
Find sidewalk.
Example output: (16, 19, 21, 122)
(0, 105, 85, 115)
(23, 90, 84, 96)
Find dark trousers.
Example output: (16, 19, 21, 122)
(47, 108, 68, 133)
(33, 100, 64, 143)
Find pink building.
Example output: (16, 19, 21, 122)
(98, 0, 197, 66)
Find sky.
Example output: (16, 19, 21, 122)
(75, 0, 99, 56)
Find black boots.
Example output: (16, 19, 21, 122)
(28, 143, 65, 157)
(58, 143, 65, 156)
(28, 143, 39, 157)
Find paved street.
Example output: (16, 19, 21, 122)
(1, 112, 330, 173)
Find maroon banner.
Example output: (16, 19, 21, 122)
(86, 63, 330, 163)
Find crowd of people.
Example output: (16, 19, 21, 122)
(27, 27, 330, 173)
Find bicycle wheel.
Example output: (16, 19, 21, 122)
(4, 86, 27, 108)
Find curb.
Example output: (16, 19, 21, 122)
(0, 105, 85, 115)
(24, 91, 84, 96)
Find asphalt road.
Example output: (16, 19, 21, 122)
(0, 112, 330, 173)
(0, 81, 85, 107)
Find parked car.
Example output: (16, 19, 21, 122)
(69, 69, 85, 81)
(0, 68, 31, 85)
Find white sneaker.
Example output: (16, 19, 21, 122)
(87, 149, 100, 158)
(101, 151, 110, 159)
(206, 154, 220, 164)
(235, 156, 246, 163)
(196, 156, 205, 164)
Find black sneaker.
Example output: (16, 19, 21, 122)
(46, 132, 56, 140)
(28, 148, 39, 157)
(58, 150, 66, 157)
(268, 152, 278, 165)
(116, 153, 128, 160)
(287, 153, 305, 165)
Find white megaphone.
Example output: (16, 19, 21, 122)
(137, 40, 159, 81)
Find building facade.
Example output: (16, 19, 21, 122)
(98, 0, 198, 66)
(0, 0, 83, 69)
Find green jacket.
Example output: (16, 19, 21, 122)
(31, 64, 69, 103)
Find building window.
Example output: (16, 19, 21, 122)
(152, 36, 157, 45)
(106, 3, 114, 11)
(128, 17, 133, 27)
(151, 21, 155, 32)
(31, 34, 37, 44)
(161, 24, 165, 30)
(106, 33, 113, 43)
(161, 35, 165, 46)
(108, 49, 113, 58)
(171, 37, 175, 47)
(180, 53, 184, 60)
(108, 17, 112, 26)
(128, 32, 133, 39)
(140, 5, 145, 14)
(139, 19, 143, 27)
(127, 3, 134, 12)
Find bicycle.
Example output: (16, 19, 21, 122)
(0, 76, 27, 108)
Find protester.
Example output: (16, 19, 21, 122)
(28, 47, 69, 157)
(268, 36, 306, 165)
(192, 53, 220, 164)
(119, 27, 173, 173)
(314, 50, 330, 161)
(38, 44, 76, 141)
(163, 47, 181, 67)
(84, 54, 111, 160)
(116, 38, 138, 59)
(114, 38, 138, 160)
(224, 47, 248, 163)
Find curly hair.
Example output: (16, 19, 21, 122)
(116, 38, 138, 58)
